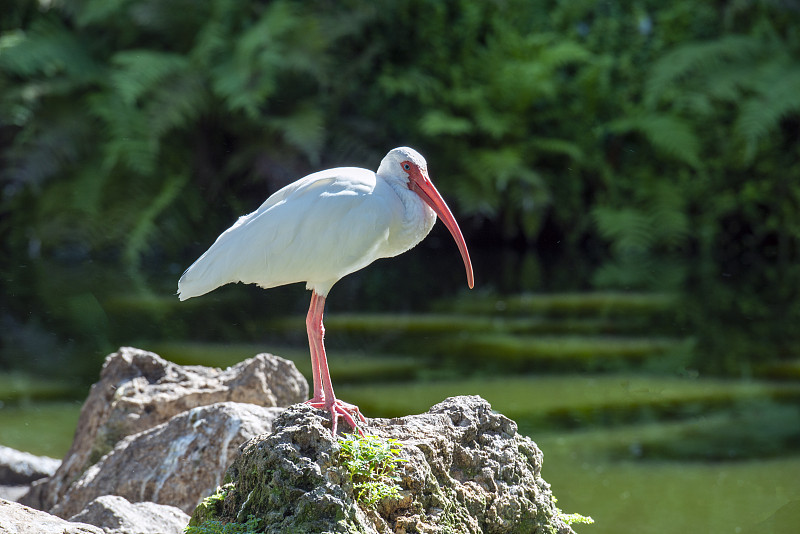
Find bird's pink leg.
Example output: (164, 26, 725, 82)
(306, 292, 325, 403)
(303, 291, 366, 435)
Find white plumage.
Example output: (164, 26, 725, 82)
(179, 153, 441, 299)
(177, 147, 473, 434)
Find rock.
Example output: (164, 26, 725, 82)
(0, 498, 104, 534)
(0, 485, 30, 502)
(0, 446, 60, 486)
(68, 495, 190, 534)
(21, 347, 307, 512)
(191, 395, 575, 534)
(0, 446, 61, 504)
(0, 495, 187, 534)
(51, 402, 283, 519)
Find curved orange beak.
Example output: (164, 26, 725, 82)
(408, 166, 474, 289)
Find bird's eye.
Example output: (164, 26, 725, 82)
(403, 163, 411, 170)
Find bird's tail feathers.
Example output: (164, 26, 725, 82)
(176, 251, 235, 301)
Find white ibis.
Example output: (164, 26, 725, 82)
(177, 147, 474, 434)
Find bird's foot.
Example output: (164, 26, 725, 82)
(305, 397, 366, 436)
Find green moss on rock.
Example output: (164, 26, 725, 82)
(188, 397, 579, 534)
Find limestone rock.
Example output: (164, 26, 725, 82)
(192, 395, 575, 534)
(0, 446, 61, 503)
(0, 498, 104, 534)
(0, 485, 29, 502)
(51, 402, 283, 519)
(21, 347, 307, 511)
(0, 446, 60, 485)
(68, 495, 190, 534)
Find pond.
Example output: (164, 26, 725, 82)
(2, 245, 799, 534)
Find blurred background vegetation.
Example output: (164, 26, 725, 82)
(2, 0, 800, 377)
(2, 1, 800, 533)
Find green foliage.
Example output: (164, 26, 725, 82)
(606, 114, 701, 169)
(3, 0, 797, 262)
(379, 19, 594, 241)
(552, 496, 595, 529)
(644, 31, 800, 164)
(1, 0, 799, 373)
(560, 512, 595, 527)
(184, 515, 262, 534)
(337, 433, 407, 507)
(201, 484, 231, 508)
(0, 0, 344, 269)
(643, 35, 765, 108)
(735, 66, 800, 162)
(592, 182, 689, 290)
(187, 483, 235, 528)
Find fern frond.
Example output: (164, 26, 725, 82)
(208, 1, 328, 118)
(593, 178, 689, 290)
(695, 61, 758, 103)
(486, 31, 589, 109)
(471, 147, 538, 191)
(0, 18, 100, 82)
(75, 0, 133, 27)
(593, 206, 656, 255)
(646, 182, 689, 250)
(644, 35, 764, 108)
(89, 93, 158, 176)
(377, 68, 441, 102)
(190, 0, 242, 64)
(70, 159, 110, 218)
(538, 40, 592, 69)
(736, 65, 800, 163)
(463, 147, 550, 239)
(453, 178, 499, 220)
(495, 59, 555, 103)
(418, 110, 473, 136)
(210, 61, 267, 119)
(5, 116, 90, 187)
(528, 138, 584, 162)
(593, 255, 687, 291)
(110, 50, 189, 105)
(145, 70, 208, 138)
(266, 105, 326, 164)
(471, 103, 514, 139)
(608, 114, 701, 168)
(123, 172, 188, 269)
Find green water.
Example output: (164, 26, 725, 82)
(0, 401, 82, 458)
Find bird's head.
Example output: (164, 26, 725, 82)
(379, 147, 474, 289)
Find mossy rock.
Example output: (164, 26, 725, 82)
(188, 396, 578, 534)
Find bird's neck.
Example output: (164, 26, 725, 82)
(384, 179, 437, 258)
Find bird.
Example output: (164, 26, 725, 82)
(177, 147, 474, 434)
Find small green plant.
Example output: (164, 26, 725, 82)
(186, 483, 233, 527)
(183, 514, 262, 534)
(338, 433, 407, 507)
(553, 497, 595, 528)
(201, 483, 233, 509)
(560, 512, 595, 527)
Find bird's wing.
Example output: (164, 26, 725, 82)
(177, 167, 404, 300)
